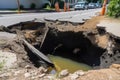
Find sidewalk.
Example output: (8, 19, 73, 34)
(97, 17, 120, 37)
(0, 8, 75, 14)
(0, 9, 56, 14)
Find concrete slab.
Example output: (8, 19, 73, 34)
(97, 18, 120, 37)
(69, 18, 85, 24)
(0, 32, 16, 39)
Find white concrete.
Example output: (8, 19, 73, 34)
(97, 20, 120, 37)
(0, 9, 101, 26)
(0, 50, 17, 69)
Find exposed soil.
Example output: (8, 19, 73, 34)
(0, 16, 120, 80)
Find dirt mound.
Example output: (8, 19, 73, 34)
(63, 64, 120, 80)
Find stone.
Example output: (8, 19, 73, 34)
(14, 70, 21, 76)
(38, 73, 46, 78)
(0, 50, 17, 69)
(25, 65, 31, 69)
(38, 67, 47, 73)
(24, 73, 30, 78)
(110, 64, 120, 69)
(73, 48, 80, 54)
(0, 73, 11, 77)
(70, 74, 79, 80)
(59, 69, 69, 77)
(74, 70, 85, 76)
(46, 75, 54, 80)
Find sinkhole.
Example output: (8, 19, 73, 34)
(7, 21, 108, 71)
(40, 28, 106, 68)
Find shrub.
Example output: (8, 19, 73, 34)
(46, 4, 51, 9)
(30, 3, 36, 9)
(43, 4, 50, 8)
(59, 0, 64, 9)
(20, 4, 24, 10)
(107, 0, 120, 18)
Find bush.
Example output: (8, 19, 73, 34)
(46, 4, 51, 9)
(43, 4, 50, 8)
(20, 4, 24, 10)
(107, 0, 120, 18)
(30, 3, 36, 9)
(59, 0, 64, 9)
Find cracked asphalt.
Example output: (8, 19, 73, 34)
(0, 8, 101, 27)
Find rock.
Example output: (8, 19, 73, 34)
(14, 70, 21, 76)
(73, 48, 80, 54)
(0, 73, 11, 77)
(24, 73, 30, 78)
(74, 70, 85, 76)
(25, 65, 31, 69)
(0, 50, 17, 69)
(59, 69, 69, 77)
(45, 75, 54, 80)
(31, 76, 36, 79)
(110, 64, 120, 69)
(70, 74, 79, 80)
(9, 78, 17, 80)
(38, 73, 46, 78)
(38, 67, 47, 73)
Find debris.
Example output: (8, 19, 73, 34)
(25, 65, 31, 69)
(22, 39, 53, 65)
(24, 73, 31, 78)
(59, 69, 69, 77)
(110, 64, 120, 69)
(38, 73, 46, 78)
(0, 50, 17, 69)
(74, 70, 85, 76)
(70, 74, 79, 80)
(40, 27, 49, 49)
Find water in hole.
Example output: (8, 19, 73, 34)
(48, 54, 92, 73)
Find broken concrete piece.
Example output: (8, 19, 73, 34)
(0, 32, 16, 47)
(22, 39, 53, 65)
(0, 50, 17, 69)
(59, 69, 69, 77)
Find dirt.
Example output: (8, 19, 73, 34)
(63, 64, 120, 80)
(47, 16, 104, 32)
(0, 16, 120, 80)
(46, 16, 108, 49)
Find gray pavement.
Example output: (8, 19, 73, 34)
(97, 19, 120, 37)
(0, 9, 101, 27)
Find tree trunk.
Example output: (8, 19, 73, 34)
(17, 0, 20, 13)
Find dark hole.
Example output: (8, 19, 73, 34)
(41, 29, 106, 67)
(105, 61, 108, 63)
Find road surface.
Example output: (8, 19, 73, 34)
(0, 9, 101, 27)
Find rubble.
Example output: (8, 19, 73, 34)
(59, 69, 69, 78)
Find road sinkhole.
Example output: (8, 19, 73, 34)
(4, 20, 120, 73)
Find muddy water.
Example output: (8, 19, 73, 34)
(48, 55, 92, 73)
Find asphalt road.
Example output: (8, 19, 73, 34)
(0, 8, 101, 27)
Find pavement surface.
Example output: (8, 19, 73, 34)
(0, 9, 101, 27)
(97, 18, 120, 37)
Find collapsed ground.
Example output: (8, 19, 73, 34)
(0, 16, 120, 80)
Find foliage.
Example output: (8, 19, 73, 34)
(44, 4, 52, 10)
(30, 3, 36, 9)
(0, 61, 5, 70)
(107, 0, 120, 18)
(59, 0, 64, 9)
(20, 4, 24, 10)
(78, 0, 100, 3)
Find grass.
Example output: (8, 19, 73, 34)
(0, 61, 5, 70)
(44, 5, 55, 10)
